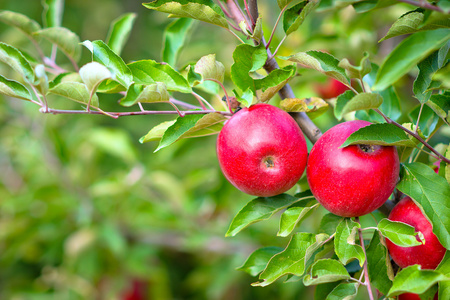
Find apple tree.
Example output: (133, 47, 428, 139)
(0, 0, 449, 299)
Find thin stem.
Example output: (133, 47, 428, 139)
(356, 217, 375, 300)
(359, 77, 367, 94)
(208, 79, 233, 114)
(243, 0, 256, 26)
(266, 6, 288, 50)
(349, 277, 365, 285)
(373, 108, 450, 163)
(395, 0, 446, 12)
(29, 84, 47, 111)
(167, 101, 185, 117)
(268, 35, 287, 59)
(226, 28, 246, 44)
(215, 0, 233, 18)
(43, 57, 67, 74)
(415, 103, 424, 134)
(138, 102, 145, 112)
(192, 91, 215, 110)
(170, 98, 202, 110)
(51, 45, 58, 61)
(361, 227, 378, 231)
(41, 108, 233, 117)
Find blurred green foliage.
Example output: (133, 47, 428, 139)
(0, 0, 447, 299)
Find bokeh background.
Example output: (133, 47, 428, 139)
(0, 1, 446, 299)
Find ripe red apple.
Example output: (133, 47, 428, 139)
(386, 196, 446, 270)
(122, 279, 147, 300)
(306, 120, 399, 217)
(398, 292, 438, 300)
(315, 78, 350, 99)
(216, 103, 308, 197)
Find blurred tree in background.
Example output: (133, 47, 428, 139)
(0, 0, 448, 299)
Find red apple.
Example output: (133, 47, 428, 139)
(398, 292, 438, 300)
(216, 103, 308, 197)
(315, 78, 350, 99)
(386, 196, 446, 270)
(306, 120, 399, 217)
(122, 279, 147, 300)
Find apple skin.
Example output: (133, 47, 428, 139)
(398, 292, 438, 300)
(315, 78, 350, 99)
(306, 120, 400, 217)
(216, 103, 308, 197)
(386, 196, 446, 270)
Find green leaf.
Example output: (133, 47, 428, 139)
(35, 27, 81, 62)
(106, 13, 137, 56)
(378, 218, 423, 247)
(283, 0, 320, 36)
(427, 92, 450, 122)
(42, 0, 64, 28)
(409, 104, 440, 137)
(141, 112, 224, 144)
(277, 0, 293, 9)
(194, 54, 225, 83)
(143, 0, 229, 29)
(120, 82, 170, 107)
(303, 259, 350, 286)
(413, 44, 449, 103)
(128, 59, 191, 93)
(351, 0, 394, 13)
(437, 252, 450, 300)
(154, 112, 226, 151)
(48, 82, 99, 107)
(340, 123, 417, 148)
(251, 16, 263, 43)
(334, 91, 383, 121)
(280, 97, 329, 119)
(48, 72, 82, 89)
(253, 232, 327, 287)
(0, 10, 41, 37)
(162, 18, 194, 66)
(231, 43, 267, 93)
(387, 265, 450, 297)
(278, 200, 320, 237)
(235, 88, 255, 108)
(237, 246, 284, 277)
(0, 42, 35, 84)
(374, 29, 450, 91)
(396, 162, 450, 250)
(226, 191, 314, 237)
(82, 40, 133, 89)
(361, 63, 402, 122)
(79, 62, 114, 95)
(334, 218, 365, 267)
(155, 114, 203, 152)
(338, 52, 372, 79)
(255, 65, 296, 100)
(319, 213, 344, 236)
(325, 282, 359, 300)
(139, 120, 176, 143)
(282, 50, 350, 85)
(259, 67, 296, 103)
(0, 74, 33, 101)
(380, 12, 425, 42)
(366, 231, 393, 295)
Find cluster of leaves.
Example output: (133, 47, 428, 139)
(0, 0, 449, 299)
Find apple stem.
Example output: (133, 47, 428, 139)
(356, 217, 375, 300)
